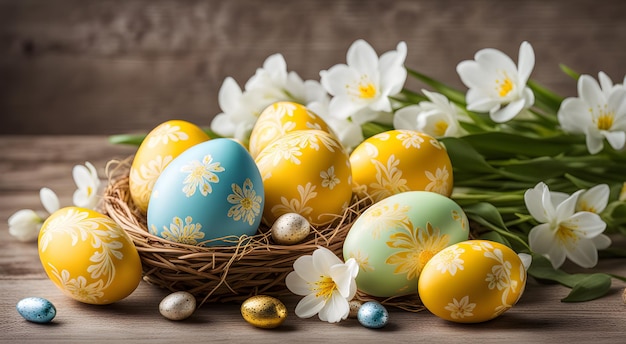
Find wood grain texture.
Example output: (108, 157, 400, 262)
(1, 0, 625, 135)
(1, 136, 626, 343)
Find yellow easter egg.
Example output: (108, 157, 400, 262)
(38, 207, 142, 305)
(129, 120, 210, 213)
(248, 101, 332, 158)
(255, 130, 352, 226)
(418, 240, 527, 323)
(350, 129, 453, 203)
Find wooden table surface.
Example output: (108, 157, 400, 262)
(2, 135, 626, 343)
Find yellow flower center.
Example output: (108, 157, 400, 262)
(556, 223, 578, 245)
(595, 111, 614, 131)
(434, 120, 449, 136)
(314, 276, 337, 300)
(359, 82, 377, 99)
(497, 77, 514, 97)
(577, 201, 596, 213)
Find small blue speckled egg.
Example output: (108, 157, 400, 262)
(357, 301, 389, 329)
(148, 138, 265, 246)
(16, 297, 56, 323)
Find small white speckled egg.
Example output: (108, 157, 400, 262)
(159, 291, 196, 321)
(348, 300, 363, 318)
(271, 213, 311, 245)
(16, 297, 56, 323)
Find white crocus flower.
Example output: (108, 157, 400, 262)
(393, 89, 465, 138)
(320, 39, 407, 122)
(72, 161, 102, 209)
(557, 73, 626, 154)
(285, 246, 359, 323)
(8, 188, 60, 242)
(524, 182, 608, 269)
(211, 54, 329, 144)
(457, 41, 535, 123)
(210, 77, 265, 142)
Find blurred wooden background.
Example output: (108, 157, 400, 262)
(1, 0, 625, 135)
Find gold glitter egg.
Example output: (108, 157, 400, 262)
(241, 295, 288, 328)
(270, 213, 311, 245)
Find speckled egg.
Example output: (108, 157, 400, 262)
(350, 129, 453, 203)
(418, 240, 527, 323)
(248, 101, 332, 158)
(147, 138, 264, 246)
(343, 191, 469, 298)
(16, 297, 56, 323)
(357, 301, 389, 329)
(240, 295, 287, 328)
(38, 207, 142, 304)
(271, 213, 311, 245)
(255, 129, 352, 227)
(159, 291, 196, 321)
(129, 120, 210, 213)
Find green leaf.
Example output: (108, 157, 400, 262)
(560, 64, 581, 80)
(561, 273, 612, 302)
(108, 133, 146, 146)
(440, 137, 496, 174)
(527, 254, 613, 302)
(459, 132, 582, 159)
(406, 68, 466, 105)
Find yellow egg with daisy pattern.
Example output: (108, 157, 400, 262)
(38, 207, 142, 305)
(349, 129, 453, 203)
(255, 129, 352, 227)
(418, 240, 527, 323)
(129, 120, 210, 213)
(248, 101, 332, 158)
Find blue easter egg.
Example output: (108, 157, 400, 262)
(357, 301, 389, 329)
(16, 297, 56, 323)
(147, 139, 265, 246)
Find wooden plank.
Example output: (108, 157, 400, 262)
(0, 0, 625, 135)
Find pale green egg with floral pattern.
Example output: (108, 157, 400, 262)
(343, 191, 469, 297)
(147, 138, 264, 246)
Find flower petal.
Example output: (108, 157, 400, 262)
(285, 271, 311, 296)
(525, 182, 550, 223)
(563, 211, 606, 239)
(577, 184, 610, 214)
(294, 293, 326, 319)
(39, 187, 60, 214)
(490, 98, 525, 123)
(318, 292, 349, 323)
(393, 105, 419, 130)
(565, 238, 599, 268)
(529, 223, 566, 269)
(592, 234, 612, 250)
(312, 247, 343, 274)
(292, 255, 319, 283)
(517, 41, 535, 84)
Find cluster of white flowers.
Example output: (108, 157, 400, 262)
(7, 162, 102, 242)
(210, 40, 408, 150)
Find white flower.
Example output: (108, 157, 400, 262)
(557, 72, 626, 154)
(211, 54, 328, 144)
(72, 161, 102, 209)
(8, 188, 60, 242)
(576, 184, 610, 214)
(524, 182, 609, 269)
(393, 89, 465, 137)
(320, 39, 407, 121)
(285, 246, 359, 323)
(457, 41, 535, 123)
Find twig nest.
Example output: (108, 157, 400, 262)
(159, 291, 196, 321)
(270, 213, 311, 245)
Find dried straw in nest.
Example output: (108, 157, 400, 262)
(103, 158, 423, 312)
